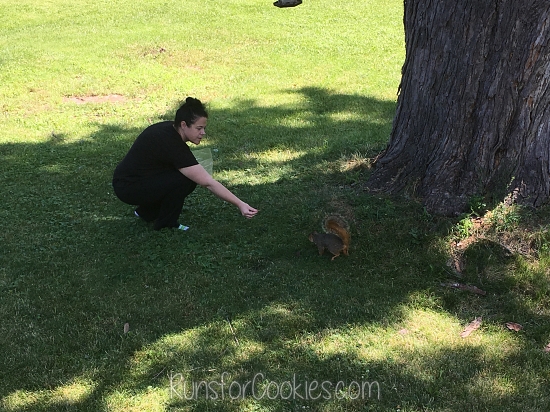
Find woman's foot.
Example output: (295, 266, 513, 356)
(134, 207, 157, 222)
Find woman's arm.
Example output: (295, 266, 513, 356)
(179, 164, 258, 218)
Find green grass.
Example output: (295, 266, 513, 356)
(1, 0, 550, 411)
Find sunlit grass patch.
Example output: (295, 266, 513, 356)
(2, 378, 96, 411)
(247, 149, 308, 164)
(105, 388, 168, 412)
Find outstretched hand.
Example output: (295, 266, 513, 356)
(239, 203, 259, 219)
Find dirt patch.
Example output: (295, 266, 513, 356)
(63, 94, 127, 104)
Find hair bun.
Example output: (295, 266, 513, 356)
(174, 97, 208, 126)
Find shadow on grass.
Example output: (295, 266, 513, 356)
(1, 88, 549, 411)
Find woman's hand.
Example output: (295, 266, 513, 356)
(239, 203, 259, 219)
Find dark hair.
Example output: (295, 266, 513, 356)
(174, 97, 208, 126)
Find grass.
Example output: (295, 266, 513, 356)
(1, 0, 550, 411)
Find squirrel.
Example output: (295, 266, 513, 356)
(309, 215, 350, 261)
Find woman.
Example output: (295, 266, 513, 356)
(112, 97, 258, 230)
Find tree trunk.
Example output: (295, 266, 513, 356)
(366, 0, 550, 216)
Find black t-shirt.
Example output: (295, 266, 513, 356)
(113, 121, 198, 183)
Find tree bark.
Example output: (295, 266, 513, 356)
(366, 0, 550, 216)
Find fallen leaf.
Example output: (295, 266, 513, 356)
(460, 317, 482, 338)
(505, 322, 523, 332)
(124, 323, 130, 334)
(398, 328, 409, 335)
(544, 343, 550, 353)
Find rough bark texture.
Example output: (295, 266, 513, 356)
(366, 0, 550, 215)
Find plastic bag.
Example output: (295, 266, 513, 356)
(191, 148, 213, 175)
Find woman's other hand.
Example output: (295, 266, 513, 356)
(239, 203, 258, 219)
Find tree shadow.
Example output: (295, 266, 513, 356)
(1, 89, 549, 411)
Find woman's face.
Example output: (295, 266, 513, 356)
(181, 116, 207, 145)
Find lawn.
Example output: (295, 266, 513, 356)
(1, 0, 549, 411)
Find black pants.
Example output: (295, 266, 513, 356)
(113, 170, 197, 230)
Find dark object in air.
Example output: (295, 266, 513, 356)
(273, 0, 302, 8)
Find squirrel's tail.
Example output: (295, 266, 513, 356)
(324, 215, 350, 254)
